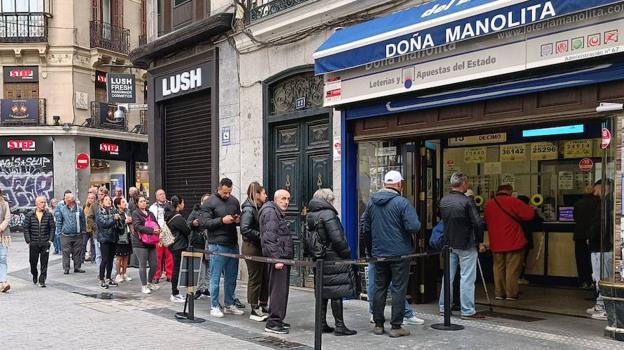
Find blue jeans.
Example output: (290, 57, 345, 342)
(439, 247, 478, 316)
(367, 262, 414, 318)
(209, 244, 239, 308)
(95, 241, 102, 267)
(0, 244, 7, 282)
(53, 234, 61, 254)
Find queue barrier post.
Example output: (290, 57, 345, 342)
(314, 259, 324, 350)
(431, 245, 464, 331)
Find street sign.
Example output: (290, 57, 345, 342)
(601, 128, 612, 149)
(76, 153, 90, 170)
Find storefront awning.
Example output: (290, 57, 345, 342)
(344, 61, 624, 120)
(314, 0, 623, 75)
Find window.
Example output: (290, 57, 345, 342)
(158, 0, 210, 37)
(0, 0, 50, 13)
(174, 0, 190, 6)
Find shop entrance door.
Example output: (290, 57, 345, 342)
(268, 116, 332, 287)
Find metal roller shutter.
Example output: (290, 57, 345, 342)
(163, 92, 212, 209)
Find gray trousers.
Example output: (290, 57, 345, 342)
(61, 234, 83, 272)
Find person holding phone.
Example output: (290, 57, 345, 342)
(96, 195, 119, 289)
(202, 178, 242, 318)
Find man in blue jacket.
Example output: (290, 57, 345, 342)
(55, 193, 87, 274)
(362, 170, 421, 338)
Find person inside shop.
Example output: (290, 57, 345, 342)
(362, 170, 421, 338)
(585, 179, 614, 321)
(438, 172, 486, 320)
(484, 184, 534, 301)
(573, 186, 599, 290)
(516, 195, 544, 285)
(23, 196, 56, 288)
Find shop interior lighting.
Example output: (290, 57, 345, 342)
(522, 124, 584, 137)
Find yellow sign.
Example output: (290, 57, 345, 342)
(563, 140, 592, 159)
(531, 194, 544, 207)
(530, 142, 558, 160)
(483, 162, 501, 175)
(464, 147, 487, 163)
(500, 144, 526, 161)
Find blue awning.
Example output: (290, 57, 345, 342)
(344, 61, 624, 120)
(314, 0, 624, 74)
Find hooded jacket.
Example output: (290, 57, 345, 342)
(361, 188, 421, 258)
(240, 199, 262, 247)
(259, 201, 294, 259)
(307, 198, 354, 299)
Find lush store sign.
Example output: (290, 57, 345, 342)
(321, 1, 624, 106)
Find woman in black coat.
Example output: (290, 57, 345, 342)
(306, 188, 356, 336)
(96, 195, 119, 289)
(164, 195, 191, 303)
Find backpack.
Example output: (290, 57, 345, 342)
(429, 221, 445, 251)
(303, 218, 326, 260)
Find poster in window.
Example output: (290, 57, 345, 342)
(500, 144, 527, 161)
(464, 147, 486, 163)
(563, 140, 592, 158)
(558, 171, 574, 190)
(530, 142, 558, 160)
(484, 162, 501, 175)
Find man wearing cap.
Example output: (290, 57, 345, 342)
(362, 170, 421, 338)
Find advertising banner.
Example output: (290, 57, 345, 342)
(99, 103, 124, 130)
(107, 73, 136, 103)
(0, 99, 39, 124)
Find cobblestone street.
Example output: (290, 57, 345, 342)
(2, 232, 623, 350)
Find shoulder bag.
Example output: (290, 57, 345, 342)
(140, 215, 161, 245)
(159, 214, 178, 247)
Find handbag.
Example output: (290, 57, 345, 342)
(140, 215, 161, 245)
(159, 214, 178, 247)
(303, 218, 326, 260)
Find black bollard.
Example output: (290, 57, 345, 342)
(431, 245, 464, 331)
(314, 259, 324, 350)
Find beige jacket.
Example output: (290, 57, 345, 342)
(0, 198, 11, 246)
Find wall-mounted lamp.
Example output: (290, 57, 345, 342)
(52, 115, 60, 126)
(62, 123, 71, 131)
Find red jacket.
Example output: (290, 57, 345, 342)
(484, 194, 535, 253)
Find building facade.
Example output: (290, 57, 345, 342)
(0, 0, 148, 228)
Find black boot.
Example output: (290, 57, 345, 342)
(331, 299, 357, 336)
(321, 299, 334, 333)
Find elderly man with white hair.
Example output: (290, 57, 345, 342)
(23, 196, 55, 287)
(55, 192, 87, 274)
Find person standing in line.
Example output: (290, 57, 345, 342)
(241, 182, 270, 321)
(49, 198, 60, 254)
(113, 197, 133, 283)
(89, 187, 108, 267)
(83, 193, 97, 263)
(204, 178, 243, 318)
(23, 196, 55, 288)
(55, 193, 86, 275)
(127, 187, 139, 213)
(165, 196, 191, 303)
(187, 193, 212, 298)
(361, 171, 421, 338)
(96, 195, 119, 289)
(573, 186, 598, 289)
(438, 172, 486, 319)
(132, 196, 160, 294)
(307, 188, 357, 336)
(484, 184, 534, 301)
(0, 189, 12, 293)
(150, 189, 173, 284)
(586, 180, 614, 321)
(260, 189, 294, 334)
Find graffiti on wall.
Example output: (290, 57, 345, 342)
(0, 156, 54, 228)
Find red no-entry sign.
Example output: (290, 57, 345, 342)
(76, 153, 90, 170)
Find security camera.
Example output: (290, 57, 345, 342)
(114, 105, 127, 120)
(62, 123, 71, 131)
(596, 102, 624, 113)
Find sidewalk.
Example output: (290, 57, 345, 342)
(2, 232, 623, 349)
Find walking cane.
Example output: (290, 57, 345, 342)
(476, 256, 493, 312)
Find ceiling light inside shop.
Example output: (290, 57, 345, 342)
(522, 124, 584, 137)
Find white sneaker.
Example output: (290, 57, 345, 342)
(591, 311, 607, 320)
(403, 315, 425, 325)
(124, 274, 132, 281)
(586, 306, 604, 315)
(211, 306, 224, 318)
(369, 315, 374, 324)
(223, 304, 245, 315)
(115, 274, 124, 283)
(147, 283, 160, 291)
(170, 294, 186, 303)
(141, 286, 151, 294)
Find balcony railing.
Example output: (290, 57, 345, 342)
(248, 0, 313, 23)
(0, 13, 48, 42)
(90, 20, 130, 55)
(0, 98, 46, 126)
(88, 101, 128, 131)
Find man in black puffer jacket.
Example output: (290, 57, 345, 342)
(259, 189, 294, 334)
(23, 196, 55, 287)
(307, 189, 357, 336)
